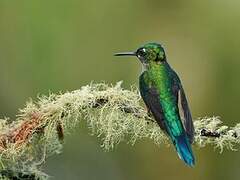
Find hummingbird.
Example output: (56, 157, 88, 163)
(115, 42, 195, 167)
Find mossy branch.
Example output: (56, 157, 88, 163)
(0, 81, 239, 179)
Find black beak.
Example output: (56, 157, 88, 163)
(114, 52, 136, 56)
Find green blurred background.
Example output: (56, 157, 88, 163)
(0, 0, 240, 179)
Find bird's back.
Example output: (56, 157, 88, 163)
(145, 63, 184, 137)
(140, 63, 195, 166)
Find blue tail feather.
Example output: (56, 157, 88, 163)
(175, 134, 195, 167)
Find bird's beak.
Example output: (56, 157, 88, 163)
(114, 52, 136, 56)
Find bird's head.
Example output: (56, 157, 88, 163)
(115, 42, 166, 67)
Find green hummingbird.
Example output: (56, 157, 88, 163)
(115, 42, 195, 166)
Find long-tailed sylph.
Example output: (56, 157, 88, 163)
(115, 42, 195, 166)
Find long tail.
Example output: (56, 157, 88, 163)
(174, 134, 195, 167)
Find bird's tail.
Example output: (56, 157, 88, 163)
(174, 134, 195, 167)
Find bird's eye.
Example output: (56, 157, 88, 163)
(137, 48, 147, 57)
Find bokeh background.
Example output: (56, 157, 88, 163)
(0, 0, 240, 179)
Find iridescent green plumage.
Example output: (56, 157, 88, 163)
(115, 42, 195, 166)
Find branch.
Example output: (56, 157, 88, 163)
(0, 81, 239, 179)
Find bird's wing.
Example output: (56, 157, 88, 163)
(178, 86, 194, 143)
(171, 71, 194, 144)
(139, 73, 166, 131)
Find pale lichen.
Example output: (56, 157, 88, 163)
(0, 82, 238, 179)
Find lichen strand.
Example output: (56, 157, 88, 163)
(194, 117, 239, 152)
(0, 82, 238, 179)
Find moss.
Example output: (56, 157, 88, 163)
(0, 82, 238, 179)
